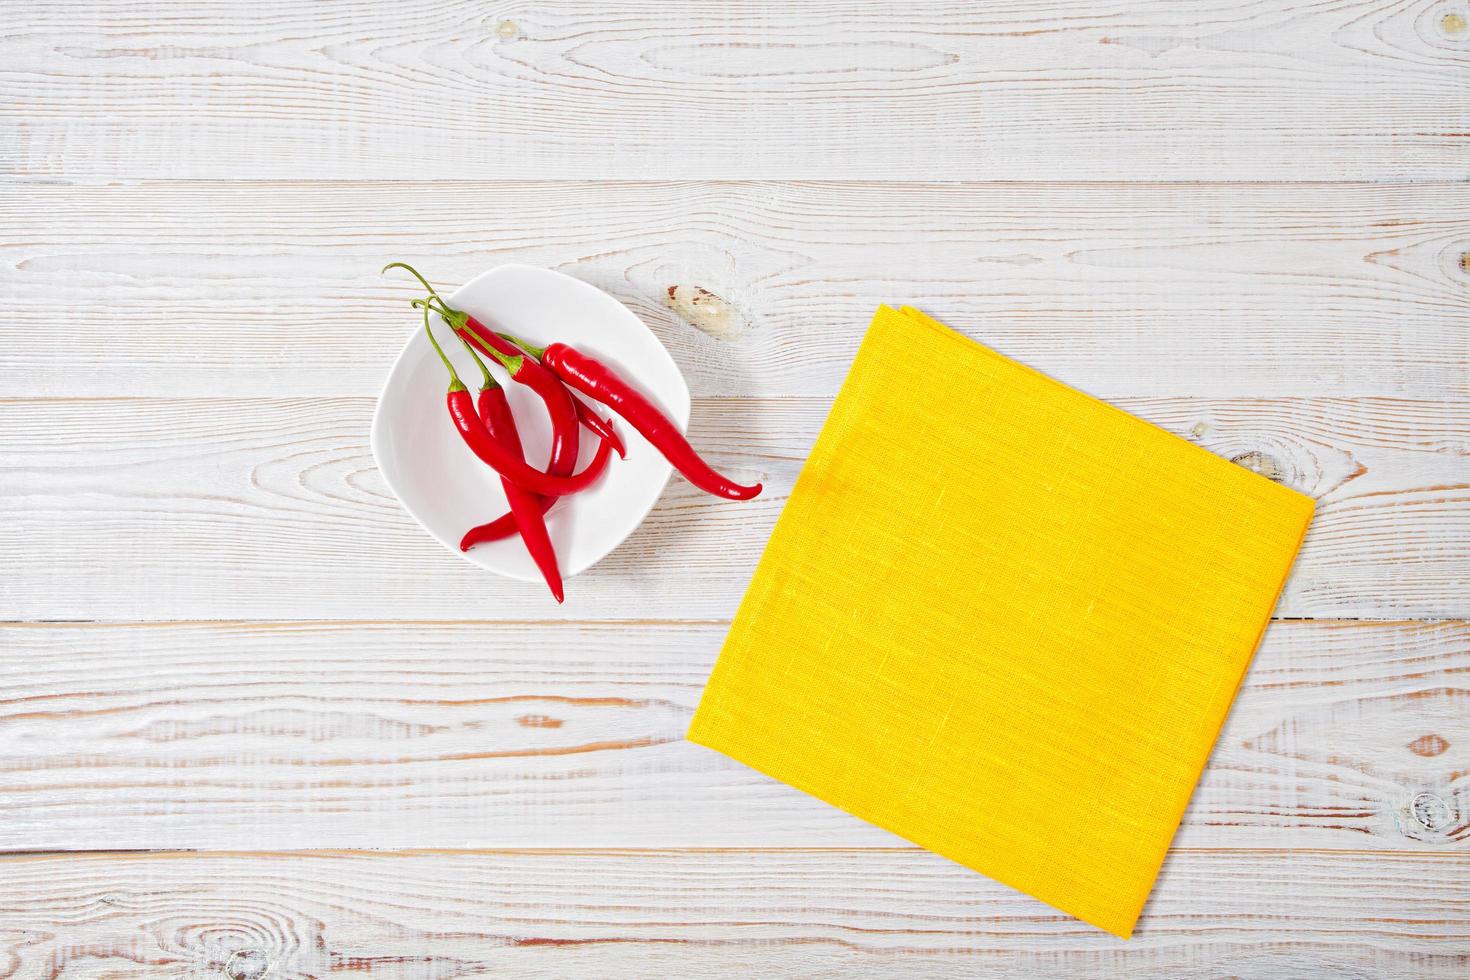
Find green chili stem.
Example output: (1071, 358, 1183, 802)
(423, 295, 457, 319)
(460, 323, 525, 375)
(416, 299, 497, 390)
(500, 332, 546, 358)
(421, 302, 466, 392)
(384, 262, 458, 314)
(384, 262, 533, 372)
(458, 333, 497, 390)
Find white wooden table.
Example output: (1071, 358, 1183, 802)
(3, 1, 1468, 975)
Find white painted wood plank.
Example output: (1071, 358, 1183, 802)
(0, 849, 1465, 976)
(0, 619, 1463, 850)
(0, 395, 1465, 621)
(4, 180, 1468, 399)
(4, 1, 1468, 181)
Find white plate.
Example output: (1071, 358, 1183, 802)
(371, 264, 689, 584)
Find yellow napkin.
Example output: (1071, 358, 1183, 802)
(688, 305, 1313, 938)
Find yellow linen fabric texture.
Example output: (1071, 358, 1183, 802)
(687, 306, 1314, 939)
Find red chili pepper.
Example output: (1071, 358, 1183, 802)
(462, 506, 545, 552)
(571, 391, 625, 459)
(392, 267, 586, 476)
(459, 318, 580, 474)
(456, 376, 620, 553)
(387, 265, 625, 459)
(460, 433, 614, 552)
(531, 341, 761, 501)
(418, 306, 609, 498)
(450, 327, 565, 602)
(410, 296, 581, 477)
(478, 383, 564, 602)
(464, 319, 626, 459)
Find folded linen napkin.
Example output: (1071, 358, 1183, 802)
(688, 305, 1314, 938)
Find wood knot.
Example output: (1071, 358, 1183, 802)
(495, 19, 519, 40)
(1410, 792, 1453, 832)
(1408, 733, 1450, 757)
(663, 285, 746, 340)
(1230, 450, 1283, 483)
(1442, 12, 1467, 36)
(224, 950, 270, 980)
(1459, 251, 1470, 274)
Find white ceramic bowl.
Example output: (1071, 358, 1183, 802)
(371, 264, 689, 582)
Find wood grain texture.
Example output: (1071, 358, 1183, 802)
(5, 0, 1468, 964)
(4, 0, 1469, 181)
(0, 619, 1463, 851)
(0, 849, 1465, 978)
(1, 395, 1465, 621)
(4, 180, 1469, 399)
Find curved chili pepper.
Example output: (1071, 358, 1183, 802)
(495, 332, 624, 458)
(411, 296, 581, 477)
(393, 268, 583, 476)
(478, 383, 564, 602)
(460, 434, 614, 552)
(570, 392, 625, 459)
(458, 317, 580, 475)
(462, 507, 545, 552)
(449, 326, 565, 601)
(388, 265, 625, 459)
(534, 341, 762, 501)
(419, 308, 609, 498)
(463, 317, 626, 459)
